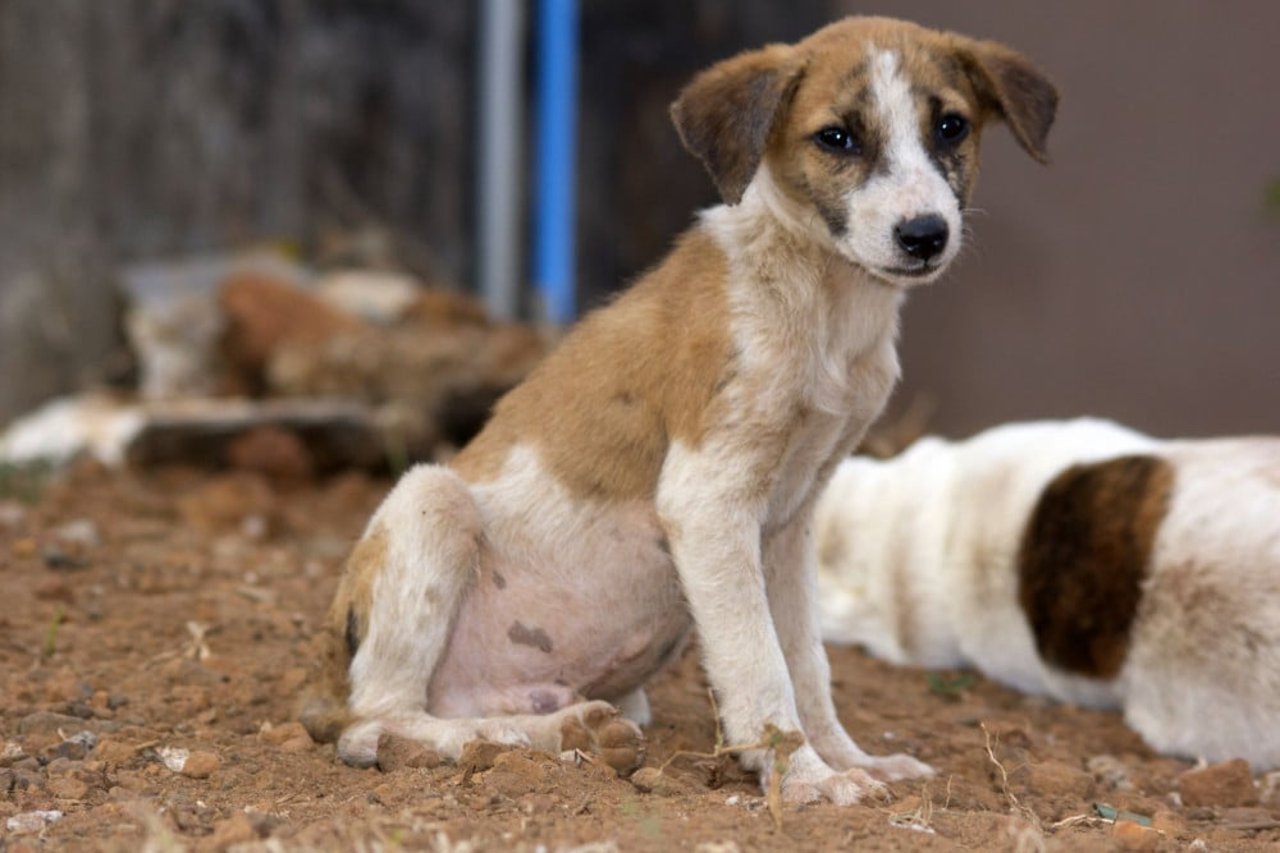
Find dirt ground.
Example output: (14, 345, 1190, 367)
(3, 462, 1279, 851)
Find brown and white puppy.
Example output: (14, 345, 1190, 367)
(302, 17, 1057, 804)
(817, 418, 1280, 769)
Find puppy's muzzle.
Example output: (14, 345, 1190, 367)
(894, 214, 949, 262)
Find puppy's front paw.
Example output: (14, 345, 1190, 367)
(775, 746, 890, 805)
(782, 765, 889, 805)
(860, 752, 935, 783)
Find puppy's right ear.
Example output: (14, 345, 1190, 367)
(670, 45, 804, 205)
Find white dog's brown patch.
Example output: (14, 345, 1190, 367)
(1017, 455, 1174, 678)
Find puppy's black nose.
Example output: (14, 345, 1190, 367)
(894, 214, 949, 261)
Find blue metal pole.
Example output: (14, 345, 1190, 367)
(533, 0, 578, 325)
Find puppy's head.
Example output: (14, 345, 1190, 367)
(671, 16, 1058, 287)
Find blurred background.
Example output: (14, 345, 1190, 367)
(0, 0, 1276, 442)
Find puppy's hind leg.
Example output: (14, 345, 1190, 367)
(322, 464, 503, 766)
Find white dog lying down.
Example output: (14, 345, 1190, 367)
(816, 418, 1280, 769)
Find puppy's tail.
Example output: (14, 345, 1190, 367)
(297, 682, 352, 745)
(296, 598, 359, 744)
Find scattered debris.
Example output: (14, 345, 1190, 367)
(1093, 803, 1153, 827)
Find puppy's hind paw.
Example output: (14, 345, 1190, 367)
(557, 700, 646, 776)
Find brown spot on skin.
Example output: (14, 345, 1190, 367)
(492, 570, 507, 590)
(1017, 455, 1174, 678)
(508, 621, 554, 654)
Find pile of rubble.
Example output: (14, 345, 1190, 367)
(0, 252, 548, 475)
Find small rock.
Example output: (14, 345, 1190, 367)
(17, 711, 84, 736)
(209, 812, 259, 848)
(631, 766, 696, 797)
(260, 722, 311, 747)
(179, 750, 220, 779)
(376, 734, 440, 772)
(47, 775, 90, 800)
(1088, 754, 1135, 792)
(2, 741, 26, 765)
(484, 751, 551, 797)
(158, 746, 190, 772)
(93, 738, 139, 766)
(1111, 819, 1160, 851)
(5, 810, 63, 835)
(41, 730, 97, 762)
(1179, 759, 1257, 808)
(457, 740, 511, 774)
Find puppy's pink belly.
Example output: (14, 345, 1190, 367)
(427, 566, 690, 718)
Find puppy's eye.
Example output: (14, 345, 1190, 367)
(935, 113, 970, 145)
(814, 126, 860, 154)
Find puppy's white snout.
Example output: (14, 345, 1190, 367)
(894, 214, 949, 262)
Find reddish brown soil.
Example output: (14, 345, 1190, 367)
(3, 464, 1279, 851)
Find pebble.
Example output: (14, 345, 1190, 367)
(457, 740, 511, 774)
(93, 738, 139, 765)
(1087, 754, 1135, 792)
(1111, 819, 1160, 851)
(209, 812, 259, 848)
(180, 750, 220, 779)
(1179, 759, 1257, 808)
(631, 766, 697, 797)
(375, 734, 440, 772)
(5, 810, 63, 835)
(18, 711, 85, 736)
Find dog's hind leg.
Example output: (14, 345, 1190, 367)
(319, 463, 488, 766)
(313, 464, 645, 773)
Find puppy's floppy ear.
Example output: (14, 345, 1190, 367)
(955, 38, 1058, 164)
(670, 45, 804, 205)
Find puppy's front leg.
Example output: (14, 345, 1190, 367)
(658, 444, 886, 805)
(764, 516, 933, 782)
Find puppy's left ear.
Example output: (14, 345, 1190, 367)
(956, 38, 1059, 164)
(671, 45, 805, 205)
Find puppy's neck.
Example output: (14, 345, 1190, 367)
(702, 166, 904, 360)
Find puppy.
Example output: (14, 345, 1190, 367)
(303, 16, 1057, 804)
(816, 418, 1280, 769)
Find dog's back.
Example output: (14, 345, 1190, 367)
(817, 418, 1280, 768)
